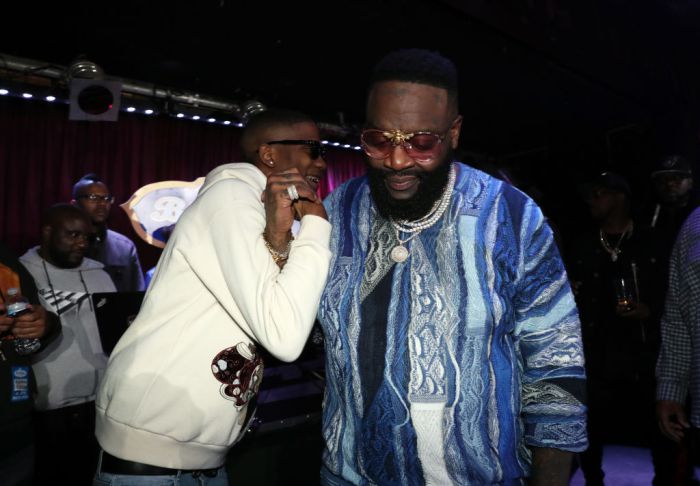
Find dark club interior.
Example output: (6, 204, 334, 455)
(1, 1, 700, 484)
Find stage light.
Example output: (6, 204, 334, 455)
(67, 59, 122, 121)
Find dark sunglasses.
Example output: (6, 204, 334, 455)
(266, 140, 327, 160)
(360, 127, 449, 162)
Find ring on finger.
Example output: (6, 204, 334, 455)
(287, 184, 299, 201)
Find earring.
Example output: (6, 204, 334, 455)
(267, 159, 275, 167)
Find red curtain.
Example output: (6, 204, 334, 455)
(0, 96, 366, 269)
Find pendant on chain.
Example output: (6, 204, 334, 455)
(390, 245, 409, 263)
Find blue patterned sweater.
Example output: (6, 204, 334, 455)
(318, 162, 587, 485)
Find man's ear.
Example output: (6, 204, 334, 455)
(449, 115, 463, 150)
(41, 224, 52, 243)
(257, 144, 275, 167)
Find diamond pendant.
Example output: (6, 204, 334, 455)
(390, 245, 409, 263)
(611, 250, 618, 262)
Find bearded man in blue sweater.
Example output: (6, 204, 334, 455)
(317, 48, 587, 486)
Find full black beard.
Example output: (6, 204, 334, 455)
(46, 246, 82, 269)
(368, 160, 452, 221)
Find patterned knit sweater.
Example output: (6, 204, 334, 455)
(318, 162, 587, 485)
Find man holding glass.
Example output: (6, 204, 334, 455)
(567, 171, 665, 484)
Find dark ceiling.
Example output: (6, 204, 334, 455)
(3, 0, 700, 165)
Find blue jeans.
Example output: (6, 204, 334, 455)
(93, 450, 229, 486)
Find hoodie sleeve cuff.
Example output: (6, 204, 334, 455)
(296, 214, 331, 247)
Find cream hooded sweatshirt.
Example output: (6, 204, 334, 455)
(95, 163, 331, 469)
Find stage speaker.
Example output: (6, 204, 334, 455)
(69, 79, 122, 121)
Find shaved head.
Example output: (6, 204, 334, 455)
(72, 173, 104, 199)
(41, 203, 91, 229)
(240, 109, 317, 162)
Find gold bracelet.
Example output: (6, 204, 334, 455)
(262, 233, 293, 263)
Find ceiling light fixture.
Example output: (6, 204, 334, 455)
(67, 57, 122, 121)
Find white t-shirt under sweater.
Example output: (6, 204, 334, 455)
(95, 163, 332, 470)
(19, 248, 116, 411)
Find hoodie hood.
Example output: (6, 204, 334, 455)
(198, 162, 266, 198)
(19, 246, 116, 319)
(20, 246, 105, 273)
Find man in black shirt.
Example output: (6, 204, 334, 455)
(567, 172, 660, 485)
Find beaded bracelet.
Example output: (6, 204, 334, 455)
(262, 233, 294, 263)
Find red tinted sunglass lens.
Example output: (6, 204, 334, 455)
(408, 133, 441, 152)
(361, 131, 390, 148)
(361, 131, 392, 157)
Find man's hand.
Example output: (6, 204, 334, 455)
(293, 196, 327, 221)
(529, 447, 572, 486)
(657, 399, 690, 442)
(11, 305, 48, 339)
(0, 303, 13, 333)
(261, 168, 326, 256)
(616, 301, 650, 319)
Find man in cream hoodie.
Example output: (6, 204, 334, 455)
(94, 109, 331, 485)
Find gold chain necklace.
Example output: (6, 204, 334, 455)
(599, 221, 633, 262)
